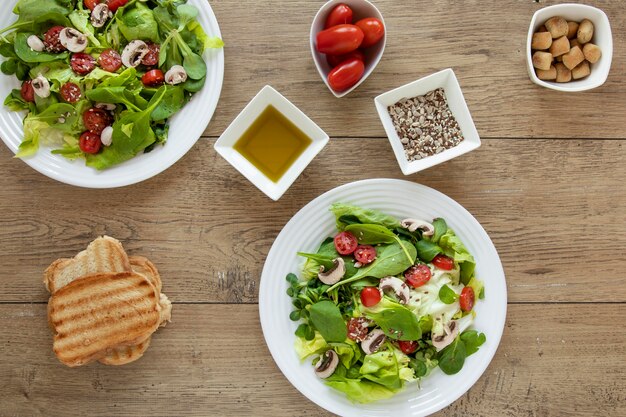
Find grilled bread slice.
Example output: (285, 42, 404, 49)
(129, 256, 162, 293)
(44, 236, 131, 293)
(98, 337, 152, 366)
(49, 272, 161, 367)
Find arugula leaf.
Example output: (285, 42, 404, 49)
(150, 85, 185, 121)
(345, 224, 396, 245)
(438, 284, 459, 304)
(460, 330, 486, 356)
(437, 336, 466, 375)
(308, 301, 347, 343)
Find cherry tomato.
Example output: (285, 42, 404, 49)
(404, 264, 432, 288)
(107, 0, 129, 12)
(360, 287, 382, 307)
(325, 4, 353, 28)
(98, 49, 122, 72)
(398, 340, 419, 355)
(432, 254, 455, 271)
(347, 317, 370, 342)
(60, 82, 82, 103)
(142, 69, 165, 87)
(328, 58, 364, 92)
(84, 0, 101, 10)
(20, 81, 35, 103)
(354, 17, 385, 48)
(82, 108, 111, 134)
(71, 53, 96, 75)
(316, 24, 364, 55)
(326, 49, 365, 68)
(141, 43, 160, 67)
(79, 131, 102, 154)
(459, 287, 475, 312)
(354, 245, 376, 265)
(44, 26, 66, 53)
(333, 231, 358, 255)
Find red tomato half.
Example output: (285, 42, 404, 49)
(460, 287, 475, 312)
(98, 49, 122, 72)
(325, 4, 353, 28)
(404, 264, 431, 288)
(60, 82, 82, 103)
(83, 108, 111, 134)
(84, 0, 101, 10)
(347, 317, 369, 341)
(334, 231, 358, 255)
(327, 58, 364, 92)
(354, 245, 376, 265)
(360, 287, 381, 307)
(316, 24, 364, 55)
(142, 69, 165, 87)
(107, 0, 129, 12)
(398, 340, 419, 354)
(44, 26, 66, 53)
(141, 43, 160, 67)
(326, 49, 365, 68)
(79, 131, 102, 154)
(354, 17, 385, 48)
(432, 254, 455, 271)
(71, 53, 96, 75)
(20, 81, 35, 103)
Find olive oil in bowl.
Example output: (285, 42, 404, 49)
(233, 105, 312, 183)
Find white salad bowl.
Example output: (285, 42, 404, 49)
(0, 0, 224, 188)
(259, 178, 507, 417)
(214, 85, 329, 201)
(310, 0, 386, 98)
(526, 3, 613, 92)
(374, 69, 481, 176)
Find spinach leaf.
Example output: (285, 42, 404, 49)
(460, 330, 486, 356)
(337, 215, 361, 226)
(327, 240, 416, 290)
(431, 218, 448, 243)
(331, 203, 401, 230)
(1, 1, 70, 35)
(14, 33, 68, 63)
(437, 336, 466, 375)
(438, 284, 458, 304)
(297, 252, 335, 270)
(415, 239, 442, 263)
(150, 86, 185, 121)
(345, 224, 396, 245)
(460, 262, 475, 285)
(116, 2, 159, 42)
(309, 301, 347, 343)
(364, 302, 421, 341)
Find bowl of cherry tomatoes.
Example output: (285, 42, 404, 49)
(310, 0, 386, 97)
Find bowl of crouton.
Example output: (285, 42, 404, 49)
(526, 3, 613, 92)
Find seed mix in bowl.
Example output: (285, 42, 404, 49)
(388, 88, 464, 161)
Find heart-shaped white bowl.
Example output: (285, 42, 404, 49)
(310, 0, 386, 98)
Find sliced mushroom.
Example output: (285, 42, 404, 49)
(31, 75, 50, 98)
(431, 320, 459, 351)
(318, 257, 345, 285)
(27, 35, 45, 52)
(314, 350, 339, 379)
(361, 329, 387, 355)
(121, 40, 149, 68)
(90, 3, 112, 28)
(379, 276, 410, 304)
(401, 219, 435, 236)
(164, 65, 188, 85)
(95, 102, 116, 111)
(100, 126, 113, 147)
(59, 28, 88, 53)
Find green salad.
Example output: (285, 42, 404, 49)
(286, 204, 486, 403)
(0, 0, 223, 169)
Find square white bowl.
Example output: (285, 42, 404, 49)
(374, 68, 481, 176)
(214, 86, 329, 201)
(526, 3, 613, 92)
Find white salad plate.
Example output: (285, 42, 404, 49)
(0, 0, 224, 188)
(259, 178, 507, 417)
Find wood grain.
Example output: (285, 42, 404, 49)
(0, 304, 624, 417)
(208, 0, 626, 139)
(0, 139, 624, 303)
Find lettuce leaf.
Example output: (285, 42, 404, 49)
(438, 229, 476, 284)
(294, 331, 327, 361)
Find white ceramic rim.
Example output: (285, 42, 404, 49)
(526, 3, 613, 92)
(0, 0, 224, 188)
(259, 178, 507, 417)
(309, 0, 386, 98)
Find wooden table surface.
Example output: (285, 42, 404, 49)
(1, 0, 625, 416)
